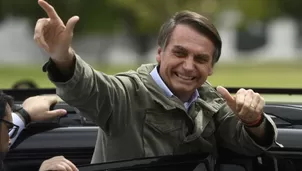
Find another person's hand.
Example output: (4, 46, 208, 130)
(39, 156, 78, 171)
(34, 0, 79, 63)
(217, 86, 265, 125)
(22, 95, 67, 122)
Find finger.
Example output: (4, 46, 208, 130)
(216, 86, 234, 102)
(65, 16, 80, 35)
(34, 18, 48, 35)
(63, 158, 79, 171)
(235, 88, 246, 112)
(46, 109, 67, 117)
(216, 86, 237, 111)
(238, 90, 254, 116)
(38, 0, 61, 21)
(35, 36, 50, 53)
(59, 162, 73, 171)
(50, 164, 66, 171)
(34, 18, 50, 51)
(250, 93, 260, 111)
(255, 95, 265, 114)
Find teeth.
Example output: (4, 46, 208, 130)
(177, 73, 194, 80)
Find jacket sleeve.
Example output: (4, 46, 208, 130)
(214, 103, 281, 156)
(44, 54, 134, 135)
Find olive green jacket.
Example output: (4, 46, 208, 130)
(45, 54, 279, 164)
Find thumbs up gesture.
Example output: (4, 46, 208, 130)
(216, 86, 265, 126)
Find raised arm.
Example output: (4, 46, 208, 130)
(34, 1, 134, 133)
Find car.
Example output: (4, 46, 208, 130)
(2, 87, 302, 171)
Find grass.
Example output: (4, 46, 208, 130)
(208, 61, 302, 88)
(1, 61, 302, 102)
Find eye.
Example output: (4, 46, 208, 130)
(174, 51, 186, 57)
(196, 58, 208, 64)
(195, 55, 210, 64)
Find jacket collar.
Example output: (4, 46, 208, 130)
(136, 63, 225, 113)
(149, 65, 199, 111)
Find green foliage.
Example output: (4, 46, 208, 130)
(0, 0, 301, 35)
(234, 0, 280, 21)
(276, 0, 302, 20)
(73, 0, 123, 34)
(109, 0, 220, 34)
(1, 0, 124, 34)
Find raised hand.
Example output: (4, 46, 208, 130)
(34, 0, 79, 63)
(216, 86, 265, 125)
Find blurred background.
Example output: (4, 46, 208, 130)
(0, 0, 301, 95)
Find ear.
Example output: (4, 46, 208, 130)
(208, 66, 214, 76)
(156, 47, 162, 63)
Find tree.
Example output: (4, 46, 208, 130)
(108, 0, 220, 61)
(0, 0, 124, 34)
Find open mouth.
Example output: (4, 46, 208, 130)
(175, 73, 195, 81)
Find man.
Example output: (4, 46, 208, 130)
(0, 91, 78, 171)
(34, 0, 281, 166)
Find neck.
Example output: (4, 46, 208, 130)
(174, 91, 194, 103)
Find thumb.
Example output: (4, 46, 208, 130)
(46, 109, 67, 118)
(65, 16, 80, 34)
(216, 86, 236, 110)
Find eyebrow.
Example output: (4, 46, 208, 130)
(173, 45, 210, 59)
(195, 53, 210, 60)
(173, 45, 187, 52)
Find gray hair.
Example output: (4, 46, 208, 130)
(157, 10, 222, 64)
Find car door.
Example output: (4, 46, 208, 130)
(4, 102, 98, 171)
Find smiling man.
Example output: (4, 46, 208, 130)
(35, 0, 280, 167)
(154, 21, 217, 105)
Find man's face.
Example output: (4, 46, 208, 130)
(0, 104, 12, 154)
(156, 24, 215, 101)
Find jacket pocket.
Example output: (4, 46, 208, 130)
(145, 110, 183, 134)
(143, 109, 184, 157)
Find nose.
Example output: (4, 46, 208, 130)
(182, 57, 195, 72)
